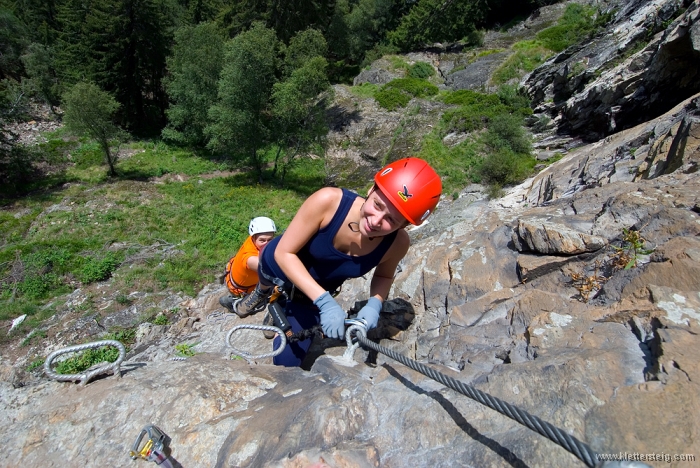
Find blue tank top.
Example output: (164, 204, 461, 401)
(260, 189, 398, 293)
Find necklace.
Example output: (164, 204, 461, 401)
(348, 221, 376, 241)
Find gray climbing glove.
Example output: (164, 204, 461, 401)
(314, 291, 346, 339)
(357, 297, 382, 330)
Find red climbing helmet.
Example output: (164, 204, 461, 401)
(374, 157, 442, 225)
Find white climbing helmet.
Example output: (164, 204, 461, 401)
(248, 217, 276, 236)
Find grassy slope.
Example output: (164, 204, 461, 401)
(1, 2, 606, 367)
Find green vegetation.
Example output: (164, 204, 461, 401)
(492, 4, 609, 85)
(536, 4, 599, 53)
(162, 22, 226, 147)
(407, 61, 435, 79)
(570, 228, 655, 302)
(416, 85, 535, 195)
(0, 139, 317, 331)
(349, 82, 379, 99)
(375, 77, 438, 111)
(27, 358, 44, 372)
(612, 228, 655, 270)
(62, 82, 126, 177)
(175, 342, 197, 357)
(492, 40, 552, 85)
(22, 329, 47, 346)
(53, 344, 120, 375)
(153, 314, 169, 325)
(0, 0, 617, 348)
(51, 329, 134, 374)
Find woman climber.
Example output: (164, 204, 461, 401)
(234, 157, 442, 367)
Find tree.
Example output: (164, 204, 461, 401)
(62, 82, 125, 177)
(271, 56, 331, 182)
(271, 29, 331, 182)
(327, 0, 394, 64)
(205, 22, 278, 180)
(0, 8, 29, 80)
(21, 43, 60, 112)
(388, 0, 490, 51)
(267, 0, 334, 43)
(0, 79, 33, 194)
(176, 0, 225, 25)
(10, 0, 61, 44)
(56, 0, 173, 135)
(281, 27, 328, 74)
(162, 22, 225, 147)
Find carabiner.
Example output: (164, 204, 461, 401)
(129, 424, 170, 464)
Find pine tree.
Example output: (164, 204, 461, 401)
(11, 0, 62, 44)
(0, 8, 29, 80)
(56, 0, 173, 135)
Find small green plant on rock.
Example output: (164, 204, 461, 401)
(611, 228, 654, 270)
(568, 228, 654, 302)
(175, 342, 197, 357)
(27, 358, 45, 372)
(153, 314, 169, 325)
(115, 293, 132, 305)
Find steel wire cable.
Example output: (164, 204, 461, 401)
(354, 333, 598, 468)
(44, 340, 126, 385)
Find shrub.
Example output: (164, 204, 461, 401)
(497, 85, 532, 116)
(536, 4, 597, 52)
(385, 78, 438, 98)
(0, 146, 38, 197)
(153, 314, 169, 325)
(408, 62, 435, 79)
(73, 141, 104, 169)
(375, 77, 439, 111)
(78, 253, 120, 284)
(464, 29, 484, 47)
(478, 148, 530, 187)
(375, 87, 411, 111)
(349, 82, 379, 99)
(104, 327, 136, 346)
(115, 293, 132, 305)
(482, 113, 532, 154)
(439, 90, 508, 134)
(491, 40, 551, 85)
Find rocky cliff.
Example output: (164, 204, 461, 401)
(2, 1, 699, 467)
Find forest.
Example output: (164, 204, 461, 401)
(0, 0, 558, 192)
(0, 0, 609, 323)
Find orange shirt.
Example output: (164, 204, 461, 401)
(225, 236, 260, 296)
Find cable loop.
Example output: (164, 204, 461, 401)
(44, 340, 126, 386)
(226, 324, 287, 360)
(343, 320, 367, 360)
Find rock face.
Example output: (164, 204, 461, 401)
(3, 2, 700, 468)
(525, 0, 700, 142)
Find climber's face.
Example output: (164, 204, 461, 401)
(360, 187, 408, 238)
(253, 233, 274, 250)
